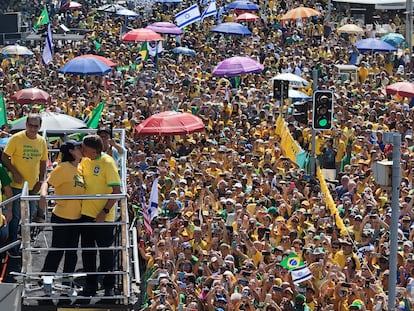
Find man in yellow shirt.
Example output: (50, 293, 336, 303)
(2, 113, 48, 256)
(79, 134, 121, 299)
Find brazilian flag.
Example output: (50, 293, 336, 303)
(280, 253, 304, 270)
(34, 8, 50, 30)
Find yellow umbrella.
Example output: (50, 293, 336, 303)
(337, 24, 364, 34)
(281, 7, 321, 20)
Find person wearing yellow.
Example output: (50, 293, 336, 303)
(40, 140, 85, 275)
(2, 113, 48, 257)
(79, 134, 121, 298)
(357, 62, 369, 83)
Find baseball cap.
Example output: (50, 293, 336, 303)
(60, 140, 82, 153)
(97, 127, 111, 136)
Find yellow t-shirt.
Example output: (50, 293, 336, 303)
(80, 154, 121, 221)
(4, 131, 48, 190)
(48, 162, 85, 220)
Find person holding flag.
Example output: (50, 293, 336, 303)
(33, 7, 50, 31)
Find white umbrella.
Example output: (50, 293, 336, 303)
(289, 89, 311, 99)
(271, 73, 309, 87)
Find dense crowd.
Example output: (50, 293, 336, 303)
(1, 0, 414, 310)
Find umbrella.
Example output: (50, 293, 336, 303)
(281, 7, 321, 20)
(355, 38, 397, 52)
(10, 88, 51, 104)
(122, 29, 164, 42)
(235, 13, 260, 22)
(210, 22, 252, 36)
(136, 111, 205, 136)
(67, 1, 82, 9)
(60, 57, 112, 75)
(171, 47, 196, 57)
(146, 23, 183, 35)
(97, 4, 126, 13)
(337, 24, 364, 34)
(212, 56, 263, 77)
(116, 8, 139, 17)
(381, 33, 405, 47)
(10, 112, 88, 133)
(227, 1, 259, 11)
(76, 54, 116, 67)
(271, 73, 309, 87)
(1, 45, 33, 57)
(289, 89, 311, 100)
(385, 81, 414, 98)
(155, 0, 182, 3)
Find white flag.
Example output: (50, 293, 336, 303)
(201, 1, 217, 23)
(291, 265, 313, 285)
(148, 41, 163, 57)
(148, 177, 159, 222)
(175, 4, 201, 29)
(42, 23, 53, 65)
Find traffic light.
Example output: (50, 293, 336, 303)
(292, 101, 309, 124)
(273, 79, 289, 100)
(312, 90, 334, 130)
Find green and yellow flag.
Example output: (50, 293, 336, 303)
(280, 253, 304, 270)
(0, 93, 7, 127)
(87, 101, 105, 129)
(34, 8, 50, 30)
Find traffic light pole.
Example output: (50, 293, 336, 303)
(310, 69, 318, 176)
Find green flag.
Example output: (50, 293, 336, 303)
(93, 39, 102, 51)
(87, 101, 105, 129)
(0, 93, 7, 127)
(280, 253, 304, 270)
(139, 42, 149, 63)
(34, 8, 50, 30)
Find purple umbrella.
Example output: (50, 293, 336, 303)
(146, 22, 183, 35)
(212, 56, 264, 77)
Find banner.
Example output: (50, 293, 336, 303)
(34, 7, 50, 30)
(86, 101, 104, 128)
(280, 253, 304, 270)
(275, 115, 306, 167)
(291, 265, 313, 284)
(0, 93, 7, 127)
(201, 1, 217, 23)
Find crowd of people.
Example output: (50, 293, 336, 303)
(1, 0, 414, 310)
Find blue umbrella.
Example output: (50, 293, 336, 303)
(210, 22, 252, 36)
(289, 89, 311, 101)
(227, 0, 259, 11)
(60, 58, 112, 75)
(116, 8, 139, 17)
(171, 47, 196, 57)
(355, 38, 397, 53)
(381, 33, 405, 47)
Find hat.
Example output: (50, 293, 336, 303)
(97, 127, 111, 136)
(182, 242, 191, 249)
(295, 294, 306, 301)
(216, 296, 227, 303)
(60, 140, 82, 154)
(267, 206, 278, 216)
(349, 299, 363, 310)
(404, 241, 413, 248)
(313, 247, 325, 255)
(224, 254, 235, 263)
(340, 238, 353, 246)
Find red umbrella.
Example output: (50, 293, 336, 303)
(11, 88, 51, 104)
(61, 1, 83, 9)
(75, 54, 116, 67)
(121, 29, 164, 42)
(385, 81, 414, 98)
(235, 13, 260, 22)
(136, 111, 205, 136)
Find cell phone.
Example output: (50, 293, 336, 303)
(183, 220, 189, 227)
(238, 279, 249, 286)
(242, 271, 252, 277)
(160, 293, 166, 304)
(341, 282, 351, 288)
(365, 279, 370, 288)
(242, 290, 249, 297)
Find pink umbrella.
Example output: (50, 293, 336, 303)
(61, 1, 83, 9)
(235, 13, 260, 22)
(75, 54, 116, 67)
(11, 88, 51, 104)
(122, 29, 164, 42)
(386, 81, 414, 98)
(212, 56, 264, 77)
(146, 22, 183, 35)
(136, 111, 205, 136)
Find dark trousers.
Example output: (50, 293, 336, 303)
(42, 213, 80, 274)
(80, 215, 115, 293)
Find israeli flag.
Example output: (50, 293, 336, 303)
(42, 23, 53, 65)
(175, 4, 201, 29)
(201, 1, 217, 23)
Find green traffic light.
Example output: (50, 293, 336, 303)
(319, 119, 328, 127)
